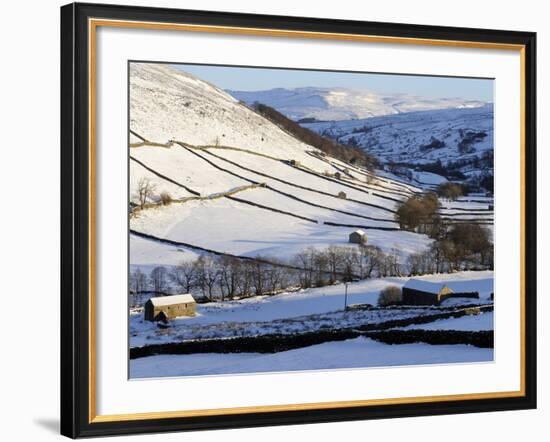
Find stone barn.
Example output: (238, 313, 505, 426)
(349, 229, 367, 245)
(402, 279, 453, 306)
(144, 294, 196, 322)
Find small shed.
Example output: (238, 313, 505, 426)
(144, 294, 196, 322)
(402, 279, 453, 306)
(349, 229, 367, 245)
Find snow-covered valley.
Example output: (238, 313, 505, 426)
(303, 105, 494, 175)
(230, 86, 494, 186)
(128, 63, 494, 378)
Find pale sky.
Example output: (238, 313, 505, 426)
(171, 63, 493, 102)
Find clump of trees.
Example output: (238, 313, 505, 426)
(437, 182, 463, 201)
(252, 102, 378, 172)
(378, 286, 402, 306)
(408, 222, 493, 274)
(395, 193, 441, 236)
(420, 137, 446, 151)
(458, 130, 487, 154)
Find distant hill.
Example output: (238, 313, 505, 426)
(229, 87, 488, 122)
(302, 105, 494, 185)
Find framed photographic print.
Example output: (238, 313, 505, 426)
(60, 2, 537, 438)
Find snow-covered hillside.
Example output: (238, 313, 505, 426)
(131, 63, 312, 152)
(302, 105, 494, 172)
(229, 87, 488, 122)
(130, 64, 493, 268)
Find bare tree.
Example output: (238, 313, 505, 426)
(312, 250, 329, 287)
(360, 245, 383, 278)
(217, 256, 242, 300)
(169, 260, 198, 293)
(250, 259, 268, 296)
(340, 247, 359, 282)
(196, 256, 219, 301)
(265, 259, 288, 293)
(325, 246, 342, 284)
(293, 248, 316, 288)
(130, 268, 148, 294)
(238, 261, 255, 298)
(137, 177, 157, 209)
(387, 247, 403, 276)
(149, 266, 168, 294)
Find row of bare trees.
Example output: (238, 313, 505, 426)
(292, 245, 402, 288)
(130, 245, 407, 302)
(130, 224, 492, 303)
(130, 255, 291, 301)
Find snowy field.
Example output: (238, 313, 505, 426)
(130, 337, 493, 378)
(130, 271, 493, 348)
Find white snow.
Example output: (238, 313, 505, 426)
(149, 294, 195, 307)
(129, 159, 194, 204)
(130, 198, 431, 261)
(129, 233, 201, 269)
(130, 337, 493, 378)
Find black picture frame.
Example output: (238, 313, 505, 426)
(61, 2, 537, 438)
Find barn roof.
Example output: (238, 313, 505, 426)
(149, 294, 195, 307)
(351, 229, 366, 236)
(403, 279, 452, 295)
